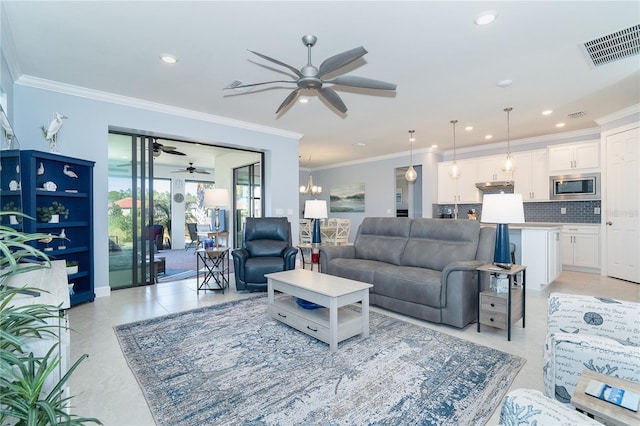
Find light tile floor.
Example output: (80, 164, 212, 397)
(68, 270, 639, 425)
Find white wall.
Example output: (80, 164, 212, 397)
(13, 82, 300, 296)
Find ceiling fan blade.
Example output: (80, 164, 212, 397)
(275, 89, 301, 114)
(318, 46, 367, 78)
(318, 87, 347, 113)
(324, 75, 397, 91)
(248, 50, 303, 78)
(164, 150, 186, 156)
(195, 170, 210, 174)
(224, 80, 296, 90)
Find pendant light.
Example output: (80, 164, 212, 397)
(448, 120, 460, 178)
(405, 130, 417, 182)
(502, 107, 515, 173)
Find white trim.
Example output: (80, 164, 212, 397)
(0, 3, 22, 81)
(595, 104, 640, 126)
(94, 286, 111, 299)
(15, 75, 304, 140)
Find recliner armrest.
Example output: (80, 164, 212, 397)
(441, 260, 485, 285)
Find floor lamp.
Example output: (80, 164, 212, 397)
(204, 188, 229, 248)
(480, 193, 524, 269)
(304, 200, 328, 244)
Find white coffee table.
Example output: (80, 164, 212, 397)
(266, 269, 373, 352)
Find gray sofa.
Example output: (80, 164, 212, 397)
(319, 217, 496, 328)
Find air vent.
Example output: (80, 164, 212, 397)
(581, 24, 640, 68)
(568, 111, 586, 119)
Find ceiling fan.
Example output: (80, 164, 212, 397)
(153, 140, 186, 157)
(225, 35, 397, 114)
(171, 162, 210, 174)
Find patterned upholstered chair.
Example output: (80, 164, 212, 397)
(543, 292, 640, 404)
(499, 389, 600, 425)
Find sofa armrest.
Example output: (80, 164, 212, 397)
(439, 260, 486, 328)
(547, 293, 640, 346)
(543, 332, 640, 403)
(441, 260, 485, 284)
(319, 245, 356, 271)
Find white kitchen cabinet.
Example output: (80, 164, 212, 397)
(514, 226, 562, 290)
(512, 150, 549, 201)
(437, 159, 479, 204)
(561, 225, 600, 271)
(476, 155, 514, 182)
(548, 141, 599, 173)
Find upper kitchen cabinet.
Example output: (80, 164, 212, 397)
(476, 155, 515, 183)
(437, 159, 479, 204)
(512, 150, 549, 201)
(548, 141, 599, 173)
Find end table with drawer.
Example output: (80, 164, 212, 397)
(476, 264, 526, 341)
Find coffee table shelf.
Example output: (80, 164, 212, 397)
(266, 269, 372, 352)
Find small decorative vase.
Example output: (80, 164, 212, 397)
(9, 215, 18, 225)
(49, 214, 60, 223)
(66, 266, 78, 275)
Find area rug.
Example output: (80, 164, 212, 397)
(157, 269, 195, 283)
(114, 296, 525, 425)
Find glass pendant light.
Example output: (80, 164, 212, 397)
(405, 130, 417, 182)
(502, 107, 515, 173)
(448, 120, 460, 178)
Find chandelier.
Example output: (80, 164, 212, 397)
(300, 175, 322, 195)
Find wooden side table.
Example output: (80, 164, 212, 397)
(476, 264, 526, 341)
(571, 369, 640, 426)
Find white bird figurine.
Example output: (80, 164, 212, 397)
(63, 164, 78, 178)
(38, 234, 53, 244)
(37, 162, 45, 175)
(0, 110, 14, 139)
(59, 229, 67, 240)
(45, 112, 67, 141)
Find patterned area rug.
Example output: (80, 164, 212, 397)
(114, 297, 525, 425)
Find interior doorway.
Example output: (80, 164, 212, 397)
(395, 166, 423, 218)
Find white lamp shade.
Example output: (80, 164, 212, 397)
(204, 188, 229, 208)
(304, 200, 328, 219)
(481, 193, 525, 224)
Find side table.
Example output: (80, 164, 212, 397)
(196, 248, 230, 293)
(476, 264, 526, 341)
(571, 369, 640, 426)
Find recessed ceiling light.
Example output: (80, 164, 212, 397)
(298, 97, 309, 104)
(496, 79, 512, 88)
(353, 142, 366, 147)
(556, 122, 566, 128)
(474, 11, 498, 26)
(465, 126, 473, 131)
(160, 54, 178, 64)
(431, 144, 438, 149)
(485, 134, 493, 139)
(542, 110, 553, 115)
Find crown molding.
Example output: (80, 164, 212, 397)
(1, 2, 22, 82)
(595, 104, 640, 126)
(14, 75, 303, 140)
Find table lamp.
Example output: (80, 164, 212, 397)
(481, 193, 524, 269)
(304, 199, 328, 244)
(204, 188, 229, 247)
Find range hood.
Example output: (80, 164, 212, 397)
(475, 181, 514, 191)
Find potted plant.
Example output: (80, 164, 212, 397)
(0, 212, 101, 425)
(2, 201, 21, 225)
(66, 260, 79, 275)
(36, 201, 69, 223)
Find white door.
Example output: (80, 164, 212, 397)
(606, 127, 640, 283)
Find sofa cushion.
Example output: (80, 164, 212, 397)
(354, 217, 412, 265)
(374, 264, 442, 308)
(401, 219, 480, 270)
(325, 258, 387, 284)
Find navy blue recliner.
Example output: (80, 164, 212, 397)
(232, 217, 298, 292)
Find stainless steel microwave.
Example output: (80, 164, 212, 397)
(549, 173, 600, 200)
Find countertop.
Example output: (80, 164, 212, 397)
(480, 222, 600, 230)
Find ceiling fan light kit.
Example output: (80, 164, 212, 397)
(226, 35, 397, 114)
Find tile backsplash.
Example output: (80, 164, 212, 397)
(434, 200, 601, 224)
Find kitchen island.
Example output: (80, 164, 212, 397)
(507, 223, 562, 291)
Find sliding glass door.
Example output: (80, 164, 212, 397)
(233, 162, 262, 248)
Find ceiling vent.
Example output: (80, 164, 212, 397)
(568, 111, 586, 119)
(580, 24, 640, 68)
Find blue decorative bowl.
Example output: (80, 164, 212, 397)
(295, 298, 323, 310)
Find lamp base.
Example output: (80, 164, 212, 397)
(493, 223, 512, 269)
(312, 218, 322, 244)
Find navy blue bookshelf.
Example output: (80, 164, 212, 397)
(20, 150, 95, 306)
